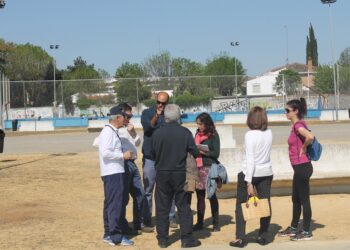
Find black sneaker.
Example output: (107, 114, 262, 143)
(290, 230, 313, 241)
(278, 226, 297, 237)
(181, 239, 201, 248)
(256, 236, 268, 245)
(193, 223, 203, 231)
(158, 241, 169, 248)
(229, 239, 247, 248)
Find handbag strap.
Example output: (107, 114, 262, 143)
(105, 124, 121, 140)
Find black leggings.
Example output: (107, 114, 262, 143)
(195, 189, 218, 222)
(291, 162, 313, 232)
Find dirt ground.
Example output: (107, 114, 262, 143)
(1, 152, 350, 250)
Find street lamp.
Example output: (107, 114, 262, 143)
(230, 41, 240, 96)
(321, 0, 338, 121)
(0, 0, 5, 9)
(49, 45, 59, 115)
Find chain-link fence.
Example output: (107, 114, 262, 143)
(7, 72, 350, 119)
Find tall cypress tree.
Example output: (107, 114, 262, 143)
(306, 23, 318, 66)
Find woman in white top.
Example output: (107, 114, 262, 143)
(230, 106, 273, 248)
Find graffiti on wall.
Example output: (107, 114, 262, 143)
(9, 107, 53, 119)
(214, 99, 248, 113)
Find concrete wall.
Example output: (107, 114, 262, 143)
(18, 121, 54, 132)
(320, 110, 350, 121)
(220, 143, 350, 182)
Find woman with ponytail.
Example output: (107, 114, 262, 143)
(278, 98, 315, 241)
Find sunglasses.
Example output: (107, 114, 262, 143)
(124, 114, 133, 119)
(156, 100, 167, 106)
(285, 108, 293, 114)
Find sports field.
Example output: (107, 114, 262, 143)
(1, 151, 350, 249)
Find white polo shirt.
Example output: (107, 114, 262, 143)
(98, 124, 124, 176)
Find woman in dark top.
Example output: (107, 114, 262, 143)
(193, 112, 221, 232)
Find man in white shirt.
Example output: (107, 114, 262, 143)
(117, 102, 153, 234)
(99, 106, 134, 246)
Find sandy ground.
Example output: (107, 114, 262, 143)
(1, 152, 350, 250)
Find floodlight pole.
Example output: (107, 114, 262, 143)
(50, 45, 59, 117)
(230, 41, 240, 97)
(321, 0, 338, 121)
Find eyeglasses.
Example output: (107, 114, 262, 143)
(156, 100, 167, 106)
(285, 108, 293, 114)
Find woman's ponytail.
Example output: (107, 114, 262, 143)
(300, 97, 307, 118)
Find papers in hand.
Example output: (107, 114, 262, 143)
(197, 144, 209, 152)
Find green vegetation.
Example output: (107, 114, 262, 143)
(306, 23, 318, 66)
(275, 69, 301, 95)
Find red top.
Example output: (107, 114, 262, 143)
(288, 120, 311, 166)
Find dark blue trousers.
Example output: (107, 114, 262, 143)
(124, 160, 145, 230)
(102, 173, 125, 243)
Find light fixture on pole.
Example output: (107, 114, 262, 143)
(0, 0, 5, 9)
(230, 41, 240, 96)
(49, 45, 59, 115)
(321, 0, 338, 121)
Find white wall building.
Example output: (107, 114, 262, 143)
(246, 70, 281, 96)
(246, 62, 313, 97)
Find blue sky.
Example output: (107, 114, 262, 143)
(1, 0, 349, 77)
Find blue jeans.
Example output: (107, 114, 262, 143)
(124, 160, 145, 230)
(142, 158, 176, 226)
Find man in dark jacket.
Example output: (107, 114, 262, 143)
(141, 92, 178, 229)
(151, 104, 201, 248)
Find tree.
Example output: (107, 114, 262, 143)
(337, 48, 350, 93)
(114, 62, 151, 105)
(2, 43, 53, 107)
(0, 39, 15, 72)
(171, 57, 204, 76)
(205, 53, 246, 96)
(313, 65, 333, 94)
(338, 65, 350, 93)
(275, 69, 301, 95)
(115, 62, 145, 78)
(144, 51, 171, 77)
(62, 57, 103, 113)
(338, 47, 350, 66)
(98, 68, 110, 79)
(306, 23, 318, 66)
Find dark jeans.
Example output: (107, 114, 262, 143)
(102, 173, 125, 243)
(291, 162, 313, 232)
(155, 171, 194, 244)
(124, 160, 145, 230)
(235, 172, 273, 240)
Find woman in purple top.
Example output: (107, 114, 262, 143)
(278, 98, 315, 241)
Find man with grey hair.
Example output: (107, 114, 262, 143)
(98, 106, 134, 246)
(151, 104, 201, 248)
